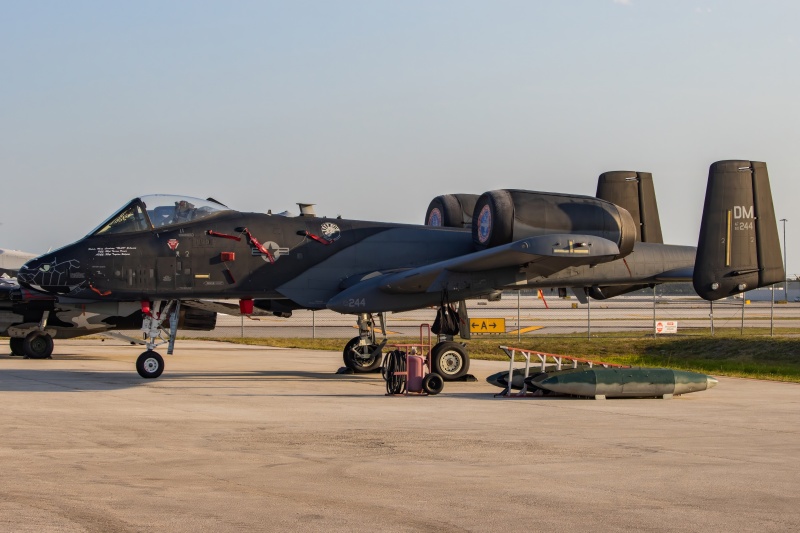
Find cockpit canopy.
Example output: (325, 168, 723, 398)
(90, 195, 229, 236)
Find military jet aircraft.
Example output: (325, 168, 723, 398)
(14, 160, 783, 379)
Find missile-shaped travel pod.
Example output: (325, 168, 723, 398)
(530, 367, 718, 399)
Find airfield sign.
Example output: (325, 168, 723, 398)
(655, 320, 678, 334)
(470, 318, 506, 334)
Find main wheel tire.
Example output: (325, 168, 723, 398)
(23, 332, 54, 359)
(431, 341, 470, 381)
(136, 351, 164, 379)
(342, 336, 383, 372)
(422, 372, 444, 395)
(9, 337, 25, 356)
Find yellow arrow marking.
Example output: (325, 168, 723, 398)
(506, 326, 543, 335)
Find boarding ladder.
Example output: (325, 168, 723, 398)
(496, 345, 629, 398)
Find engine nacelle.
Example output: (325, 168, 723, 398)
(471, 189, 636, 258)
(425, 194, 480, 228)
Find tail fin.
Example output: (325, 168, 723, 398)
(693, 160, 784, 300)
(596, 171, 663, 243)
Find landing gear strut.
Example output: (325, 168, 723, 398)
(342, 313, 386, 373)
(136, 300, 180, 379)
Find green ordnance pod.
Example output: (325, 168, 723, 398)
(530, 367, 718, 399)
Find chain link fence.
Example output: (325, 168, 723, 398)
(183, 282, 800, 340)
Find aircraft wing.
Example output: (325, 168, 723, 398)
(379, 234, 621, 294)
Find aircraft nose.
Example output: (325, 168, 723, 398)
(16, 253, 83, 294)
(707, 376, 718, 389)
(16, 257, 42, 286)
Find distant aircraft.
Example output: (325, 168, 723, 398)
(11, 160, 783, 379)
(0, 249, 37, 278)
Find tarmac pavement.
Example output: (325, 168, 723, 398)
(1, 339, 798, 532)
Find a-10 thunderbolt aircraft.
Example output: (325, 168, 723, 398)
(12, 160, 784, 379)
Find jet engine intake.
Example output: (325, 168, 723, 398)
(425, 194, 480, 228)
(471, 189, 636, 258)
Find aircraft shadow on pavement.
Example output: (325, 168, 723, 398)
(0, 369, 147, 392)
(0, 366, 382, 393)
(163, 370, 374, 382)
(0, 366, 593, 400)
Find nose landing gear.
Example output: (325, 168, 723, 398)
(136, 300, 180, 379)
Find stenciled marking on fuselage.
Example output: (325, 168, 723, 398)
(90, 247, 135, 257)
(346, 298, 366, 308)
(252, 241, 290, 262)
(321, 222, 341, 242)
(733, 205, 755, 231)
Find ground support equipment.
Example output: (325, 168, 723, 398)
(495, 345, 628, 398)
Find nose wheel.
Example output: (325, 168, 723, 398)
(136, 351, 164, 379)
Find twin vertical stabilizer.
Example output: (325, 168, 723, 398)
(596, 171, 663, 243)
(693, 160, 784, 300)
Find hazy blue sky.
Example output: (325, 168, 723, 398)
(2, 1, 798, 273)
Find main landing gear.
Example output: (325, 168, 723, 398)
(342, 313, 386, 373)
(430, 341, 469, 381)
(342, 313, 471, 381)
(8, 333, 54, 359)
(8, 311, 55, 359)
(136, 300, 181, 379)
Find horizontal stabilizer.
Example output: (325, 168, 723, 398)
(653, 266, 694, 282)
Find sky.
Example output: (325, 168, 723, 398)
(1, 1, 799, 274)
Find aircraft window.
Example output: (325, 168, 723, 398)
(140, 195, 227, 229)
(89, 195, 228, 237)
(93, 203, 150, 235)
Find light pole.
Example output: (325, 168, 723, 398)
(781, 219, 788, 300)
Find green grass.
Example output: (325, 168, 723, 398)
(202, 331, 800, 383)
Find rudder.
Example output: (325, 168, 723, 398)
(693, 160, 784, 300)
